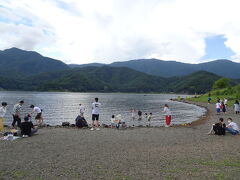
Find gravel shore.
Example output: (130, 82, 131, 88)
(0, 101, 240, 180)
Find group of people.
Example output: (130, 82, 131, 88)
(0, 100, 43, 137)
(76, 97, 173, 130)
(212, 97, 240, 115)
(208, 117, 239, 135)
(215, 98, 228, 114)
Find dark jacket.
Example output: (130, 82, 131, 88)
(21, 121, 34, 136)
(213, 122, 226, 135)
(75, 116, 88, 128)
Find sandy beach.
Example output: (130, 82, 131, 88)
(1, 101, 240, 180)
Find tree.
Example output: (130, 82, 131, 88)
(212, 78, 230, 89)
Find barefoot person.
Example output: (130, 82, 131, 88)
(12, 100, 24, 128)
(207, 118, 226, 135)
(0, 102, 7, 132)
(163, 104, 171, 127)
(90, 97, 101, 131)
(225, 118, 239, 135)
(30, 105, 43, 125)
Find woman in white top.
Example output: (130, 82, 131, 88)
(233, 100, 240, 114)
(0, 102, 7, 131)
(163, 104, 171, 127)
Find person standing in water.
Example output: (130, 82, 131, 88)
(91, 97, 101, 131)
(12, 100, 24, 128)
(0, 102, 7, 132)
(163, 104, 171, 127)
(131, 109, 136, 127)
(29, 105, 43, 125)
(79, 104, 86, 117)
(147, 112, 152, 126)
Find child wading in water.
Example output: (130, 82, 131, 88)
(137, 110, 142, 126)
(131, 109, 136, 127)
(163, 104, 171, 127)
(111, 115, 116, 128)
(147, 113, 152, 126)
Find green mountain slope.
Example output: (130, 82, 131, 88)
(0, 48, 69, 78)
(0, 66, 229, 94)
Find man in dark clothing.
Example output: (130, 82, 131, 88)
(21, 116, 38, 137)
(207, 118, 226, 135)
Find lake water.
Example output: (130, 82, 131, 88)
(0, 91, 206, 126)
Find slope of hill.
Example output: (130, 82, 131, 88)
(168, 71, 221, 94)
(26, 66, 166, 92)
(0, 65, 226, 94)
(0, 48, 69, 77)
(72, 59, 240, 78)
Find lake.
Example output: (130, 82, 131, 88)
(0, 91, 206, 126)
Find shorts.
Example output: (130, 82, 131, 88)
(92, 114, 99, 121)
(216, 108, 220, 113)
(35, 113, 42, 119)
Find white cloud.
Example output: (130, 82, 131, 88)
(0, 0, 240, 64)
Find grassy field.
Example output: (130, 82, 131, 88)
(189, 84, 240, 106)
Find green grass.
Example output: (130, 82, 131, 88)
(189, 84, 240, 106)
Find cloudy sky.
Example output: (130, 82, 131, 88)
(0, 0, 239, 64)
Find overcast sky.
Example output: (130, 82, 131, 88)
(0, 0, 240, 64)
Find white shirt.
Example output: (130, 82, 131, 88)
(79, 105, 85, 113)
(147, 114, 152, 121)
(92, 102, 101, 115)
(111, 118, 115, 123)
(13, 103, 22, 114)
(228, 122, 240, 132)
(0, 107, 7, 118)
(216, 103, 221, 109)
(131, 110, 136, 118)
(163, 107, 171, 116)
(234, 103, 240, 112)
(33, 107, 42, 113)
(224, 99, 228, 105)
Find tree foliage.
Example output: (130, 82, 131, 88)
(212, 78, 230, 89)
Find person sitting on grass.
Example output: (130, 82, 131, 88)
(225, 118, 239, 135)
(207, 118, 226, 135)
(21, 115, 38, 137)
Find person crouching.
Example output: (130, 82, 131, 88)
(21, 115, 38, 137)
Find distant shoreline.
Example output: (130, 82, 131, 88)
(0, 90, 194, 95)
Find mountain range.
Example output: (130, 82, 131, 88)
(70, 58, 240, 78)
(0, 47, 239, 93)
